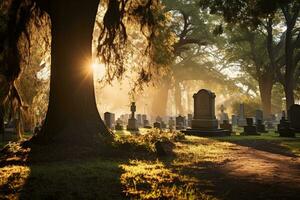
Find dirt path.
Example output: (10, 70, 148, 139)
(173, 136, 300, 200)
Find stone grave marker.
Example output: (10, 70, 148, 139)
(242, 118, 259, 135)
(127, 102, 139, 131)
(238, 104, 247, 127)
(136, 114, 142, 128)
(104, 112, 115, 129)
(169, 117, 175, 130)
(277, 111, 295, 137)
(255, 110, 263, 122)
(219, 105, 229, 123)
(220, 120, 233, 133)
(153, 122, 162, 129)
(183, 89, 230, 136)
(231, 115, 238, 126)
(176, 115, 185, 130)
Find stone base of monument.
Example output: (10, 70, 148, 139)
(182, 119, 230, 136)
(127, 119, 139, 131)
(182, 128, 231, 137)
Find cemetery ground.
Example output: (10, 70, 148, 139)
(0, 129, 300, 200)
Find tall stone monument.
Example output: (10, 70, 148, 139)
(238, 104, 247, 127)
(183, 89, 230, 136)
(127, 102, 139, 131)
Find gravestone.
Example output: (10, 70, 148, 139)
(256, 120, 267, 133)
(289, 104, 300, 133)
(242, 118, 259, 135)
(136, 114, 143, 128)
(161, 121, 167, 129)
(127, 102, 139, 131)
(153, 122, 162, 129)
(231, 115, 238, 126)
(238, 104, 247, 127)
(255, 110, 263, 122)
(168, 117, 175, 130)
(277, 111, 295, 137)
(220, 120, 233, 133)
(104, 112, 115, 129)
(255, 110, 267, 133)
(266, 114, 276, 129)
(183, 89, 230, 136)
(115, 122, 123, 131)
(219, 105, 229, 123)
(176, 115, 185, 130)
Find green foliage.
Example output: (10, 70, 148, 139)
(115, 129, 185, 153)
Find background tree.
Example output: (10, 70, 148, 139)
(201, 0, 300, 113)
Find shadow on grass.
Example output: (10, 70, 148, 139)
(0, 139, 157, 200)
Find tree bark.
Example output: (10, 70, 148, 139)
(258, 74, 273, 118)
(284, 27, 296, 112)
(0, 105, 4, 136)
(38, 0, 112, 144)
(284, 79, 295, 113)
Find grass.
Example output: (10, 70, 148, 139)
(0, 129, 300, 199)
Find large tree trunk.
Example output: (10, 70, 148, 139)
(0, 105, 4, 136)
(284, 25, 296, 113)
(38, 0, 111, 144)
(258, 73, 273, 118)
(284, 79, 295, 114)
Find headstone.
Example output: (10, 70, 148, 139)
(176, 115, 185, 130)
(220, 120, 232, 133)
(242, 118, 259, 135)
(238, 104, 247, 127)
(168, 117, 175, 130)
(115, 118, 123, 131)
(127, 102, 139, 131)
(231, 115, 238, 126)
(277, 111, 295, 137)
(161, 121, 167, 129)
(104, 112, 115, 129)
(219, 105, 229, 123)
(255, 110, 263, 122)
(256, 119, 267, 133)
(153, 122, 162, 129)
(115, 123, 123, 131)
(136, 114, 143, 128)
(289, 104, 300, 132)
(183, 89, 230, 136)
